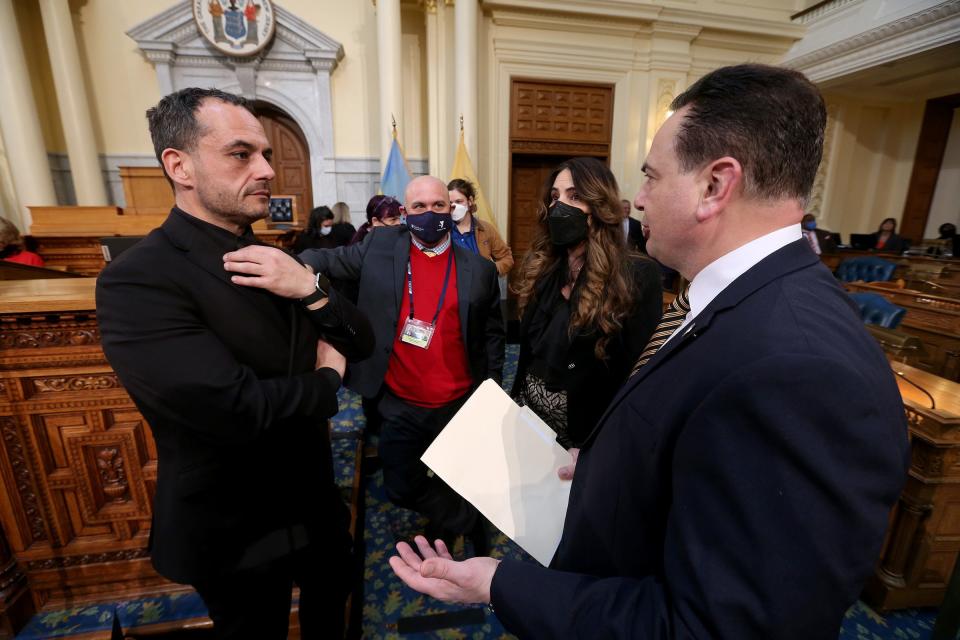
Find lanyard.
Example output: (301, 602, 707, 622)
(407, 249, 455, 325)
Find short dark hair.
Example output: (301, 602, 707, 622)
(447, 178, 476, 201)
(146, 88, 255, 183)
(670, 64, 826, 204)
(307, 206, 334, 232)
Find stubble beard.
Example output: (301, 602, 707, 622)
(196, 183, 269, 230)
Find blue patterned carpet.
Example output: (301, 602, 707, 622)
(16, 345, 940, 639)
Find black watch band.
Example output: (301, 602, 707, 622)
(300, 271, 330, 306)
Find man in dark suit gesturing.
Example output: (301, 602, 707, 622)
(97, 88, 374, 639)
(388, 65, 910, 639)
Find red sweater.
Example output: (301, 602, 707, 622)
(385, 246, 472, 407)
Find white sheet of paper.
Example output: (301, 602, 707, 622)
(421, 379, 572, 565)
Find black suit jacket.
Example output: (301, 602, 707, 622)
(490, 239, 910, 639)
(626, 216, 647, 253)
(868, 231, 905, 253)
(96, 208, 374, 584)
(510, 257, 662, 445)
(300, 226, 505, 398)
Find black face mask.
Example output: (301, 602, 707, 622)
(547, 200, 589, 247)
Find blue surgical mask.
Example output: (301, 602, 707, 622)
(803, 221, 816, 231)
(403, 211, 452, 244)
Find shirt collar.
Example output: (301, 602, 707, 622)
(410, 232, 452, 255)
(172, 207, 257, 251)
(687, 224, 801, 322)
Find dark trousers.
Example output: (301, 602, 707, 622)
(378, 390, 478, 534)
(193, 541, 350, 640)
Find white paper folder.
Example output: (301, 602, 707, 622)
(420, 379, 573, 565)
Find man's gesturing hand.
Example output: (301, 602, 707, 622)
(223, 245, 315, 299)
(389, 535, 500, 605)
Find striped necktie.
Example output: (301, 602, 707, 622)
(630, 285, 691, 376)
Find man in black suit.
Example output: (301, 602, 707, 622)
(97, 88, 374, 639)
(802, 212, 839, 254)
(389, 65, 910, 639)
(621, 198, 646, 253)
(229, 175, 505, 551)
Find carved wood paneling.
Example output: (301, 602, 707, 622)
(511, 80, 613, 145)
(0, 304, 164, 610)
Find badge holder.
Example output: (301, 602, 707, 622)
(400, 316, 435, 349)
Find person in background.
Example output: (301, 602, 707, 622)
(801, 213, 838, 255)
(869, 217, 904, 253)
(232, 175, 505, 555)
(293, 206, 337, 252)
(350, 195, 402, 245)
(447, 178, 514, 276)
(330, 201, 356, 247)
(937, 222, 959, 257)
(0, 216, 44, 267)
(621, 198, 646, 253)
(509, 158, 662, 449)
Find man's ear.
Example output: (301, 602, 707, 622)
(695, 156, 742, 223)
(161, 148, 193, 189)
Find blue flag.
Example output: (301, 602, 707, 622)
(380, 135, 411, 199)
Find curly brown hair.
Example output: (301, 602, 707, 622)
(512, 157, 638, 359)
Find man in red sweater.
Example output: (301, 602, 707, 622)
(229, 176, 505, 553)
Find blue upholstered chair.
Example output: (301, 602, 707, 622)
(847, 292, 906, 329)
(836, 257, 897, 283)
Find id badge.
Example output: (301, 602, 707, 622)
(400, 316, 435, 349)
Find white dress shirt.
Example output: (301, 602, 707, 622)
(666, 224, 802, 343)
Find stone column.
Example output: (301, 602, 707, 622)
(454, 0, 478, 160)
(38, 0, 108, 206)
(376, 0, 403, 167)
(0, 0, 57, 229)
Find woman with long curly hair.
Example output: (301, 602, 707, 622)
(511, 157, 662, 448)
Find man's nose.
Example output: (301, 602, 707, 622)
(256, 154, 275, 181)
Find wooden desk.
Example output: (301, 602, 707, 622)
(0, 278, 177, 625)
(28, 207, 290, 276)
(846, 282, 960, 380)
(863, 363, 960, 610)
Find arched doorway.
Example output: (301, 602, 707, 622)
(255, 102, 313, 216)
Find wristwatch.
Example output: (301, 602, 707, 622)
(300, 271, 331, 306)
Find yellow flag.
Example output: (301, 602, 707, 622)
(449, 129, 499, 233)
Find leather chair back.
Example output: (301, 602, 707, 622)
(848, 292, 906, 329)
(836, 257, 897, 283)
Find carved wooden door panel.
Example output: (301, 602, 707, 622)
(508, 79, 613, 267)
(509, 156, 562, 262)
(258, 105, 313, 216)
(0, 305, 166, 609)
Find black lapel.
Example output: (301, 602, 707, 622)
(579, 239, 819, 448)
(393, 231, 411, 315)
(453, 244, 473, 341)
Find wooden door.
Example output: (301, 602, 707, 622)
(509, 155, 564, 261)
(257, 104, 313, 216)
(507, 79, 613, 264)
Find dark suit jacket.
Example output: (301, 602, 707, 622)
(626, 216, 646, 253)
(510, 257, 662, 445)
(300, 226, 505, 399)
(814, 227, 839, 253)
(868, 231, 905, 253)
(490, 239, 910, 639)
(96, 208, 374, 584)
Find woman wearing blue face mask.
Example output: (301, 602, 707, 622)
(510, 157, 663, 449)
